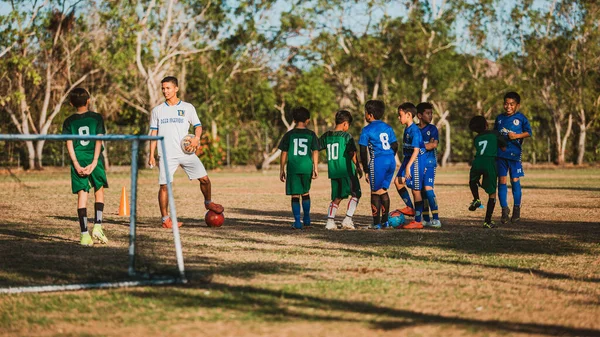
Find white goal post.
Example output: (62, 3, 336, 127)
(0, 134, 187, 294)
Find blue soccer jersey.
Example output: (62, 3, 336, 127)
(358, 120, 397, 158)
(402, 123, 425, 159)
(494, 111, 532, 161)
(419, 123, 438, 168)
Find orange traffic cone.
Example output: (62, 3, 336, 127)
(119, 186, 129, 216)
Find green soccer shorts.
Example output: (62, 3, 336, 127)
(70, 152, 109, 194)
(286, 172, 312, 196)
(330, 174, 362, 200)
(469, 158, 497, 195)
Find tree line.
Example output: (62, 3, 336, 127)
(1, 0, 598, 170)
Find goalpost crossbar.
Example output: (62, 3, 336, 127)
(0, 134, 187, 294)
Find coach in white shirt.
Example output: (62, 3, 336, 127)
(148, 76, 224, 229)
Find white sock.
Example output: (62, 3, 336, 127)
(327, 202, 338, 219)
(346, 197, 359, 217)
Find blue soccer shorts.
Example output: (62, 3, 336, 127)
(422, 166, 436, 188)
(397, 157, 425, 190)
(496, 157, 524, 179)
(368, 155, 396, 191)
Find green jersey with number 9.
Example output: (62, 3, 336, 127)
(278, 128, 319, 175)
(61, 111, 106, 153)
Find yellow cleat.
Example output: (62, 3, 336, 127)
(92, 225, 108, 244)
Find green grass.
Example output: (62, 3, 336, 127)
(0, 167, 599, 336)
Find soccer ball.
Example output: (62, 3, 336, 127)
(388, 210, 405, 228)
(180, 134, 197, 155)
(205, 210, 224, 227)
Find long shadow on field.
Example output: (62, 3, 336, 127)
(127, 282, 600, 336)
(435, 182, 600, 192)
(0, 223, 178, 287)
(228, 207, 600, 251)
(211, 209, 600, 283)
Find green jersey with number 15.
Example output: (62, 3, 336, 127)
(62, 111, 106, 153)
(319, 130, 357, 179)
(473, 130, 506, 159)
(278, 128, 319, 174)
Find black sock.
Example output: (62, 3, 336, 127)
(485, 197, 496, 223)
(414, 200, 424, 222)
(380, 192, 390, 223)
(469, 180, 480, 200)
(371, 194, 382, 225)
(94, 202, 104, 224)
(77, 208, 88, 233)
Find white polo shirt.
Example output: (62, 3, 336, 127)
(150, 100, 201, 158)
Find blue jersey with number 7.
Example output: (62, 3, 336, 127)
(358, 120, 397, 158)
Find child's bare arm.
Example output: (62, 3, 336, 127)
(405, 147, 419, 179)
(280, 151, 288, 182)
(351, 151, 363, 178)
(66, 140, 85, 176)
(359, 145, 369, 182)
(86, 135, 103, 174)
(425, 138, 438, 150)
(312, 150, 319, 179)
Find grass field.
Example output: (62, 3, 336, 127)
(1, 166, 599, 336)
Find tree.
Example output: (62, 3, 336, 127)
(0, 1, 100, 169)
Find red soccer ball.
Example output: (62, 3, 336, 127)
(205, 210, 224, 227)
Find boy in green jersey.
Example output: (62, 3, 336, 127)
(61, 88, 109, 245)
(468, 116, 507, 228)
(319, 110, 363, 230)
(278, 107, 319, 229)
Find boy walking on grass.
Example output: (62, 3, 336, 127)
(358, 100, 398, 230)
(279, 107, 319, 229)
(319, 110, 362, 230)
(62, 88, 109, 246)
(469, 116, 507, 228)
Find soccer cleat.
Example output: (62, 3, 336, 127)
(92, 225, 108, 244)
(325, 218, 337, 230)
(368, 223, 381, 230)
(468, 199, 482, 211)
(205, 202, 224, 214)
(511, 206, 521, 223)
(341, 216, 356, 230)
(292, 222, 303, 230)
(427, 219, 442, 228)
(402, 221, 423, 229)
(501, 207, 511, 225)
(303, 218, 312, 227)
(162, 217, 183, 229)
(380, 221, 390, 229)
(422, 220, 432, 227)
(483, 220, 496, 228)
(398, 206, 416, 217)
(80, 233, 94, 246)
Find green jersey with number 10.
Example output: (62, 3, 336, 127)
(61, 111, 106, 153)
(319, 131, 357, 179)
(278, 128, 319, 174)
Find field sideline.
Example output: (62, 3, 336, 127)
(1, 167, 599, 336)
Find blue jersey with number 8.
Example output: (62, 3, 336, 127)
(358, 120, 397, 158)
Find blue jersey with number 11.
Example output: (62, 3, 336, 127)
(359, 120, 397, 158)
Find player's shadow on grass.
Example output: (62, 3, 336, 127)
(0, 224, 137, 287)
(434, 182, 600, 192)
(52, 215, 132, 227)
(125, 282, 600, 336)
(229, 207, 599, 251)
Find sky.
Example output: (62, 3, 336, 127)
(0, 0, 556, 62)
